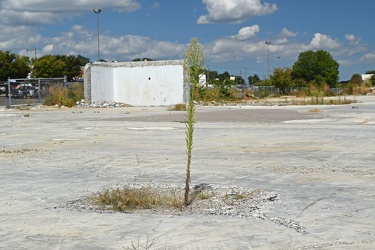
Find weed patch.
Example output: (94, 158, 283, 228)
(309, 108, 322, 113)
(43, 83, 84, 107)
(91, 186, 184, 212)
(168, 103, 186, 111)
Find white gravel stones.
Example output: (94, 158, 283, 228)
(74, 100, 131, 108)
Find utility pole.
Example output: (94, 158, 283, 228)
(244, 68, 247, 88)
(93, 9, 102, 61)
(206, 65, 210, 83)
(277, 56, 281, 68)
(265, 41, 271, 78)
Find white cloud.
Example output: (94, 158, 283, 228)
(345, 33, 361, 45)
(2, 0, 141, 12)
(361, 53, 375, 61)
(280, 28, 298, 38)
(46, 26, 185, 61)
(345, 33, 356, 42)
(198, 0, 277, 24)
(0, 0, 141, 26)
(308, 33, 342, 50)
(43, 44, 54, 53)
(234, 25, 260, 40)
(274, 38, 288, 44)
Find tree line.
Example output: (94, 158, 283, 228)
(0, 50, 90, 81)
(207, 50, 374, 94)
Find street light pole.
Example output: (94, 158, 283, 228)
(265, 41, 271, 78)
(277, 56, 281, 68)
(93, 9, 102, 61)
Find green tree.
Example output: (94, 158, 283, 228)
(33, 54, 84, 80)
(271, 67, 293, 93)
(0, 50, 30, 80)
(218, 71, 230, 83)
(183, 37, 205, 206)
(235, 75, 244, 85)
(350, 74, 363, 85)
(292, 50, 339, 87)
(133, 58, 154, 61)
(248, 74, 261, 86)
(33, 55, 66, 78)
(57, 55, 83, 81)
(207, 70, 218, 83)
(76, 55, 91, 65)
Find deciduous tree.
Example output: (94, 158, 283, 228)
(0, 50, 30, 80)
(271, 67, 293, 93)
(292, 50, 339, 87)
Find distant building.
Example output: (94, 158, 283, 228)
(84, 60, 189, 106)
(362, 74, 374, 81)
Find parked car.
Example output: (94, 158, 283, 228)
(11, 84, 39, 99)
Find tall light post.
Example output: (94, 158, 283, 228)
(265, 41, 271, 78)
(277, 56, 281, 68)
(93, 9, 102, 61)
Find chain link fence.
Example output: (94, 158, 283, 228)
(2, 77, 67, 107)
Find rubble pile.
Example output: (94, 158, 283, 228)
(74, 99, 131, 108)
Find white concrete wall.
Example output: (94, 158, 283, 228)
(90, 65, 114, 104)
(85, 60, 187, 106)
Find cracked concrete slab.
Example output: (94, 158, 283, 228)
(1, 96, 375, 249)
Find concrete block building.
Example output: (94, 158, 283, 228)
(84, 60, 189, 106)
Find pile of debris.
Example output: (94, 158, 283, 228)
(74, 99, 131, 108)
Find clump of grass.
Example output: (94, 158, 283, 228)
(168, 103, 186, 111)
(124, 236, 158, 250)
(194, 189, 212, 200)
(91, 186, 184, 212)
(222, 189, 258, 205)
(309, 108, 322, 113)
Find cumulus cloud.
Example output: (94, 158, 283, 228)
(234, 25, 260, 40)
(197, 0, 277, 24)
(308, 33, 342, 50)
(280, 28, 298, 38)
(345, 33, 356, 42)
(32, 25, 185, 61)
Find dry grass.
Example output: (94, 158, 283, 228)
(289, 96, 355, 106)
(309, 108, 322, 113)
(91, 185, 250, 211)
(168, 103, 186, 111)
(221, 189, 258, 205)
(91, 186, 184, 211)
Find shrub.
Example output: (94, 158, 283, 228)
(43, 83, 84, 107)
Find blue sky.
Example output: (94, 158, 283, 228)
(0, 0, 374, 81)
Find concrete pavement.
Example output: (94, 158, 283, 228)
(1, 96, 374, 249)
